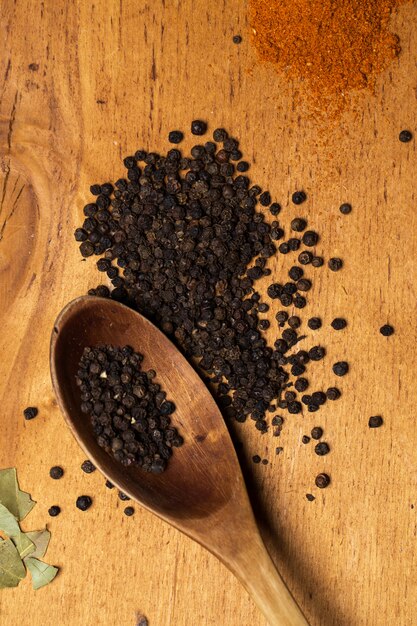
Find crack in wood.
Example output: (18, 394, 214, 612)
(7, 90, 18, 151)
(0, 183, 25, 241)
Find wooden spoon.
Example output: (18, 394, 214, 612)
(50, 296, 309, 626)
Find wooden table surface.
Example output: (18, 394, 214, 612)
(1, 1, 417, 625)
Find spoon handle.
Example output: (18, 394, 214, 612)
(230, 533, 309, 626)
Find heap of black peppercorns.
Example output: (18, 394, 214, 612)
(76, 344, 183, 473)
(75, 124, 345, 436)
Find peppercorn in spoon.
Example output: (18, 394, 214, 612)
(50, 296, 308, 626)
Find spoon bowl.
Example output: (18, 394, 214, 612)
(50, 296, 308, 626)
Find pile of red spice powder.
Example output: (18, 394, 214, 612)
(249, 0, 409, 113)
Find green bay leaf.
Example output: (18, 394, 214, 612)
(0, 468, 35, 521)
(25, 557, 58, 590)
(12, 533, 35, 559)
(0, 502, 21, 537)
(25, 529, 50, 559)
(0, 538, 26, 588)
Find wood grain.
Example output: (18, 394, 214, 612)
(1, 1, 417, 625)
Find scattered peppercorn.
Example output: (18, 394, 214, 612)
(48, 506, 61, 517)
(269, 202, 281, 215)
(124, 506, 135, 516)
(252, 455, 261, 464)
(291, 218, 307, 232)
(380, 324, 394, 336)
(23, 407, 38, 420)
(261, 459, 269, 465)
(81, 460, 96, 474)
(191, 120, 207, 135)
(275, 447, 284, 455)
(302, 231, 319, 247)
(369, 415, 383, 428)
(105, 480, 114, 489)
(326, 387, 341, 400)
(295, 377, 309, 392)
(76, 496, 92, 511)
(49, 466, 64, 480)
(233, 34, 242, 44)
(309, 346, 325, 361)
(308, 317, 322, 330)
(339, 203, 352, 215)
(315, 473, 330, 488)
(168, 130, 184, 144)
(311, 256, 324, 267)
(399, 129, 413, 143)
(306, 494, 315, 502)
(328, 257, 343, 271)
(333, 361, 349, 376)
(311, 426, 323, 440)
(331, 318, 347, 330)
(315, 442, 330, 456)
(302, 435, 311, 444)
(292, 191, 306, 205)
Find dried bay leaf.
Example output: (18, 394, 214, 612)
(0, 468, 35, 521)
(11, 533, 35, 559)
(0, 538, 26, 588)
(0, 502, 35, 559)
(25, 557, 58, 590)
(25, 529, 50, 559)
(0, 503, 21, 537)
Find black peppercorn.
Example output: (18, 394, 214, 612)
(326, 387, 341, 400)
(309, 346, 325, 361)
(76, 495, 92, 511)
(295, 378, 309, 392)
(291, 218, 307, 232)
(302, 435, 311, 444)
(287, 316, 301, 329)
(308, 317, 322, 330)
(252, 455, 261, 464)
(23, 406, 38, 420)
(48, 506, 61, 517)
(311, 391, 326, 405)
(118, 491, 130, 501)
(315, 473, 330, 488)
(328, 257, 343, 271)
(269, 202, 281, 215)
(369, 415, 383, 428)
(302, 231, 319, 247)
(237, 161, 249, 172)
(298, 251, 313, 265)
(399, 129, 413, 143)
(292, 191, 307, 205)
(380, 324, 394, 336)
(124, 506, 135, 516)
(232, 34, 242, 43)
(311, 256, 324, 267)
(191, 120, 207, 135)
(315, 442, 330, 456)
(288, 266, 303, 281)
(306, 494, 315, 502)
(311, 426, 323, 440)
(259, 191, 271, 206)
(333, 361, 349, 376)
(213, 128, 228, 142)
(331, 318, 347, 330)
(168, 130, 184, 144)
(105, 480, 114, 489)
(49, 466, 64, 480)
(297, 279, 311, 292)
(275, 447, 283, 455)
(339, 203, 352, 215)
(81, 460, 96, 474)
(287, 401, 302, 414)
(293, 294, 306, 308)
